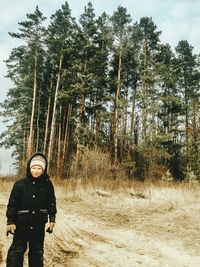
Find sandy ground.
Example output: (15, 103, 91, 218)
(0, 182, 200, 267)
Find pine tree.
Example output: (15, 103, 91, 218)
(92, 12, 112, 146)
(45, 1, 76, 171)
(1, 3, 199, 180)
(111, 6, 131, 163)
(139, 17, 161, 141)
(175, 40, 199, 178)
(8, 6, 47, 157)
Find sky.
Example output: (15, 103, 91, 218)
(0, 0, 199, 174)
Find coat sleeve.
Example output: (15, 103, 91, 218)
(47, 180, 57, 223)
(6, 180, 22, 225)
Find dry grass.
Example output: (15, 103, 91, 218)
(1, 175, 200, 267)
(50, 178, 200, 266)
(0, 245, 2, 264)
(1, 175, 200, 208)
(1, 175, 200, 227)
(52, 176, 200, 212)
(56, 147, 200, 209)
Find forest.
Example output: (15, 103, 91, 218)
(0, 1, 199, 181)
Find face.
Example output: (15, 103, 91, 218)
(30, 165, 44, 178)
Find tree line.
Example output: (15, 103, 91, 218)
(1, 1, 199, 180)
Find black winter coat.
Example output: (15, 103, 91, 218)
(6, 153, 57, 228)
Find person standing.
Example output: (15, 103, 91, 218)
(6, 152, 57, 267)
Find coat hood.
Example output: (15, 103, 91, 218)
(26, 152, 49, 179)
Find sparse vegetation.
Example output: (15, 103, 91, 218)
(0, 245, 2, 264)
(1, 177, 200, 266)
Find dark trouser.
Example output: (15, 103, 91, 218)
(6, 226, 45, 267)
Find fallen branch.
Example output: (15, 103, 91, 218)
(95, 190, 112, 197)
(130, 192, 147, 199)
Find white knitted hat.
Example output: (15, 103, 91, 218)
(30, 155, 46, 170)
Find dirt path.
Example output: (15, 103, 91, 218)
(1, 189, 200, 266)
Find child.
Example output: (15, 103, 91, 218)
(6, 152, 57, 267)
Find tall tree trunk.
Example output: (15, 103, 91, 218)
(95, 115, 100, 144)
(23, 131, 27, 174)
(194, 99, 200, 178)
(79, 55, 87, 123)
(36, 87, 40, 152)
(27, 48, 38, 157)
(76, 55, 88, 168)
(48, 52, 63, 171)
(150, 53, 157, 144)
(192, 98, 199, 176)
(62, 104, 72, 169)
(185, 85, 189, 167)
(95, 92, 101, 144)
(80, 92, 85, 123)
(141, 39, 147, 141)
(113, 34, 122, 164)
(130, 84, 137, 152)
(43, 97, 51, 155)
(57, 108, 62, 177)
(89, 98, 95, 133)
(121, 85, 128, 160)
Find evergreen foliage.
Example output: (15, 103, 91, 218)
(1, 2, 199, 180)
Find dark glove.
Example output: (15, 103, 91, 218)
(6, 230, 15, 236)
(46, 227, 53, 234)
(6, 224, 16, 236)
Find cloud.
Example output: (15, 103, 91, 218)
(158, 0, 200, 52)
(1, 0, 199, 53)
(0, 1, 35, 33)
(119, 0, 200, 53)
